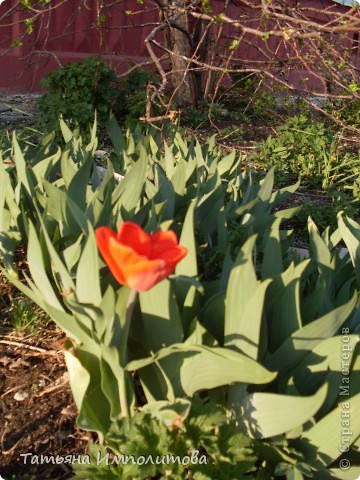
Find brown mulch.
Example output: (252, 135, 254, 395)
(0, 321, 89, 480)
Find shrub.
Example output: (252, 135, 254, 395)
(37, 56, 123, 134)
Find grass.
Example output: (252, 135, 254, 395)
(7, 300, 49, 333)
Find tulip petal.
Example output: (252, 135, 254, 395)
(117, 222, 151, 256)
(150, 230, 179, 258)
(154, 245, 188, 267)
(96, 227, 127, 285)
(126, 260, 170, 291)
(108, 240, 168, 291)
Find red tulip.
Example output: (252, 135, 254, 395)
(96, 222, 188, 292)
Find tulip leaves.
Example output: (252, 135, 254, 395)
(241, 383, 328, 439)
(139, 280, 183, 350)
(179, 347, 276, 396)
(224, 235, 271, 360)
(113, 154, 147, 215)
(76, 225, 102, 306)
(2, 120, 360, 477)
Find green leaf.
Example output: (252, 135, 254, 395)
(65, 349, 110, 441)
(45, 301, 95, 346)
(308, 217, 332, 269)
(99, 358, 122, 421)
(326, 466, 360, 480)
(12, 132, 34, 196)
(60, 148, 78, 187)
(27, 221, 63, 310)
(180, 346, 277, 396)
(64, 349, 91, 409)
(76, 224, 102, 306)
(337, 213, 360, 287)
(258, 167, 275, 202)
(31, 148, 61, 186)
(202, 292, 225, 344)
(154, 167, 175, 220)
(217, 150, 236, 176)
(60, 117, 73, 143)
(171, 160, 186, 196)
(266, 260, 310, 351)
(62, 235, 84, 272)
(241, 383, 327, 439)
(94, 285, 115, 340)
(113, 155, 147, 213)
(139, 280, 183, 351)
(125, 344, 220, 371)
(297, 393, 360, 468)
(142, 398, 191, 427)
(177, 199, 197, 278)
(290, 335, 360, 398)
(197, 174, 224, 238)
(108, 117, 126, 172)
(0, 162, 10, 230)
(1, 267, 94, 345)
(67, 153, 93, 211)
(37, 213, 76, 294)
(225, 235, 271, 360)
(274, 205, 302, 220)
(266, 294, 357, 375)
(261, 218, 283, 278)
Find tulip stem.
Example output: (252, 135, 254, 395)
(119, 288, 138, 418)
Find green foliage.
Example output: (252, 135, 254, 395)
(180, 73, 275, 129)
(289, 191, 359, 241)
(118, 70, 168, 128)
(37, 56, 123, 134)
(37, 61, 170, 133)
(220, 71, 276, 121)
(1, 119, 360, 479)
(181, 104, 209, 127)
(180, 101, 229, 128)
(219, 124, 244, 141)
(252, 114, 360, 197)
(325, 82, 360, 130)
(253, 115, 332, 178)
(9, 476, 31, 480)
(72, 398, 257, 479)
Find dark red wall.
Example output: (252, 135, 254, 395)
(0, 0, 358, 92)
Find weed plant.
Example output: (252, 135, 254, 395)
(8, 300, 48, 333)
(252, 114, 360, 195)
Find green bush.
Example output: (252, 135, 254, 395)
(37, 56, 123, 133)
(37, 60, 170, 133)
(1, 120, 360, 479)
